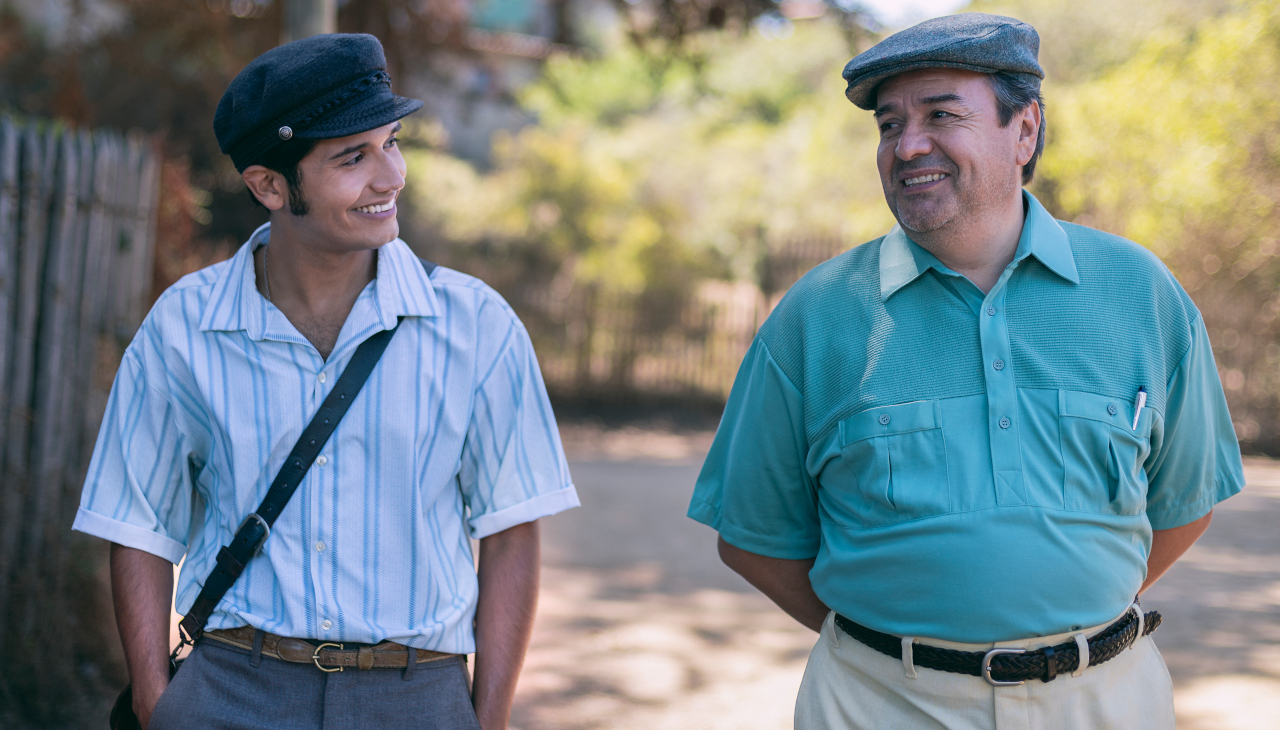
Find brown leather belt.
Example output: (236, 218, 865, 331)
(203, 626, 460, 672)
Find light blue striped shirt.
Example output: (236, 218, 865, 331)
(73, 224, 579, 653)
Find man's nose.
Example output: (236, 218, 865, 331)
(372, 152, 406, 193)
(895, 121, 932, 161)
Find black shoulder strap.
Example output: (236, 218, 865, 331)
(179, 319, 403, 640)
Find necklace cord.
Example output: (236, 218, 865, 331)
(263, 244, 272, 302)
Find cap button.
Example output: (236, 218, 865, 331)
(278, 125, 293, 140)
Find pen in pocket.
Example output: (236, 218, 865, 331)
(1132, 386, 1147, 431)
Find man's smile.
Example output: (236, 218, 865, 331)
(354, 196, 396, 215)
(903, 173, 949, 187)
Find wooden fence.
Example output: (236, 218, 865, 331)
(0, 117, 160, 725)
(524, 236, 849, 404)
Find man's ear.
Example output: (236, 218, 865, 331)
(1014, 100, 1041, 167)
(242, 165, 287, 211)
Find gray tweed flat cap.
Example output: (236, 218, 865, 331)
(842, 13, 1043, 110)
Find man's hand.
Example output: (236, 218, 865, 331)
(111, 543, 175, 729)
(472, 520, 540, 730)
(1141, 510, 1213, 595)
(718, 537, 828, 632)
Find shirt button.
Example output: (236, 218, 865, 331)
(879, 414, 891, 425)
(315, 541, 326, 553)
(993, 359, 1005, 371)
(316, 455, 328, 466)
(986, 305, 996, 316)
(999, 417, 1011, 429)
(318, 372, 327, 384)
(321, 619, 332, 632)
(1107, 403, 1118, 416)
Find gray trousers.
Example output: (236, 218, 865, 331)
(150, 639, 482, 730)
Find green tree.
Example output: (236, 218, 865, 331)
(1037, 0, 1280, 450)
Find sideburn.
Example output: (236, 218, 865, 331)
(285, 176, 309, 217)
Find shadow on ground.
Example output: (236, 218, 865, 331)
(514, 431, 1280, 730)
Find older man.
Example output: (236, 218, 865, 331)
(688, 13, 1243, 729)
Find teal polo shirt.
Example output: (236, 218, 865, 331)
(689, 192, 1244, 643)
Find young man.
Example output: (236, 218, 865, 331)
(73, 34, 578, 729)
(689, 13, 1243, 729)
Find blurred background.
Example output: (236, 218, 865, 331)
(2, 0, 1280, 727)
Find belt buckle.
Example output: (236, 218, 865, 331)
(982, 647, 1026, 687)
(313, 642, 344, 672)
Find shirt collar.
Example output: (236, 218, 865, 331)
(199, 223, 439, 337)
(879, 191, 1079, 302)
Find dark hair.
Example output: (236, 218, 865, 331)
(986, 71, 1046, 185)
(246, 137, 318, 216)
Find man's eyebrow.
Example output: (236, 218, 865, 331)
(328, 140, 369, 161)
(325, 122, 399, 160)
(874, 92, 967, 118)
(921, 93, 964, 105)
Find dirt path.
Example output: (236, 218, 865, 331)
(512, 435, 1280, 730)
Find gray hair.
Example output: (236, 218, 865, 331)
(986, 72, 1046, 185)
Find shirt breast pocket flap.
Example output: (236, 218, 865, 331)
(831, 400, 950, 527)
(1059, 390, 1153, 515)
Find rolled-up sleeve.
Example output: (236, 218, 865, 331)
(1144, 313, 1245, 530)
(457, 305, 578, 539)
(72, 348, 192, 564)
(688, 337, 819, 559)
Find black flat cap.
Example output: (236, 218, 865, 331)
(842, 13, 1043, 110)
(215, 33, 424, 171)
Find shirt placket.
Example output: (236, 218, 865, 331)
(981, 270, 1027, 506)
(308, 362, 337, 636)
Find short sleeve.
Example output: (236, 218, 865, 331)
(72, 348, 192, 564)
(457, 311, 578, 539)
(1144, 314, 1245, 530)
(688, 337, 819, 559)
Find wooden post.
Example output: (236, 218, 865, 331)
(282, 0, 336, 44)
(79, 132, 119, 458)
(121, 132, 156, 333)
(0, 119, 18, 485)
(0, 118, 20, 650)
(109, 135, 142, 341)
(62, 129, 96, 477)
(131, 133, 160, 325)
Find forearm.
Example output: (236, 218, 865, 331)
(472, 520, 540, 730)
(111, 543, 175, 728)
(718, 536, 828, 632)
(1140, 510, 1212, 595)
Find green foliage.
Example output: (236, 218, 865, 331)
(410, 19, 894, 294)
(973, 0, 1233, 83)
(1036, 0, 1280, 449)
(415, 0, 1280, 441)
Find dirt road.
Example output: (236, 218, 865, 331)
(512, 433, 1280, 730)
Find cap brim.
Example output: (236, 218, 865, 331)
(845, 60, 1005, 110)
(297, 94, 425, 139)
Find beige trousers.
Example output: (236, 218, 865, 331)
(795, 611, 1175, 730)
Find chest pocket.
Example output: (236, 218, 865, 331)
(1059, 390, 1153, 515)
(824, 400, 950, 528)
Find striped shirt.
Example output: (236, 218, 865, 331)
(73, 223, 578, 653)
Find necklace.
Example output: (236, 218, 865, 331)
(263, 245, 272, 302)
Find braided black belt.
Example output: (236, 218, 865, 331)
(834, 608, 1161, 686)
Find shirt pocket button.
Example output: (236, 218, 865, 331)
(879, 414, 891, 425)
(1107, 403, 1118, 416)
